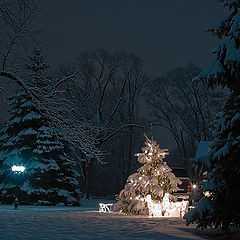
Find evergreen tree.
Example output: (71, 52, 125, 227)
(0, 48, 81, 205)
(27, 47, 50, 89)
(114, 135, 181, 215)
(185, 0, 240, 232)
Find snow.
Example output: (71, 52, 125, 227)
(22, 112, 41, 121)
(21, 101, 35, 108)
(18, 128, 37, 136)
(29, 159, 60, 171)
(0, 133, 8, 141)
(20, 181, 35, 194)
(0, 199, 209, 240)
(58, 189, 77, 202)
(195, 141, 212, 160)
(195, 60, 225, 81)
(9, 116, 21, 125)
(212, 142, 229, 160)
(194, 141, 212, 168)
(231, 112, 240, 126)
(184, 197, 213, 226)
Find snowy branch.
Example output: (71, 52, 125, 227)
(0, 70, 38, 100)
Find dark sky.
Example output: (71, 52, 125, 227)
(42, 0, 227, 77)
(39, 0, 227, 149)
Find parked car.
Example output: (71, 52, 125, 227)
(171, 167, 192, 201)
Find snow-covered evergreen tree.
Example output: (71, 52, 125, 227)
(114, 135, 181, 216)
(185, 0, 240, 232)
(27, 48, 49, 83)
(0, 48, 81, 205)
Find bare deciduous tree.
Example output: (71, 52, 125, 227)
(0, 0, 42, 71)
(146, 64, 222, 165)
(60, 50, 147, 197)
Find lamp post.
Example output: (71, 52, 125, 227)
(11, 165, 25, 209)
(192, 183, 197, 204)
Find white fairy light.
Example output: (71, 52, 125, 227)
(204, 191, 211, 197)
(144, 193, 189, 218)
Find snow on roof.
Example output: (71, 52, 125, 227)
(194, 141, 212, 167)
(195, 141, 212, 159)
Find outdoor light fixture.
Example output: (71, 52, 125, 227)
(192, 184, 197, 189)
(11, 165, 25, 210)
(12, 165, 25, 173)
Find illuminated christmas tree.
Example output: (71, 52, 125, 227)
(114, 135, 185, 216)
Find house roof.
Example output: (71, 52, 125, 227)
(194, 141, 212, 168)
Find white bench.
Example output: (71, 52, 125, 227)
(99, 203, 113, 212)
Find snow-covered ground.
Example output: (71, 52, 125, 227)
(0, 199, 211, 240)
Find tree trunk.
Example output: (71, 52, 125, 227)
(84, 158, 95, 199)
(127, 126, 133, 178)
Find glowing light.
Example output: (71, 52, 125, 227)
(146, 195, 162, 217)
(144, 193, 189, 217)
(135, 196, 141, 200)
(99, 203, 113, 212)
(204, 191, 211, 197)
(12, 165, 25, 173)
(192, 184, 197, 189)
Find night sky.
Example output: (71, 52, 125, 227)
(42, 0, 227, 77)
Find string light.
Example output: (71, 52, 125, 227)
(145, 193, 189, 217)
